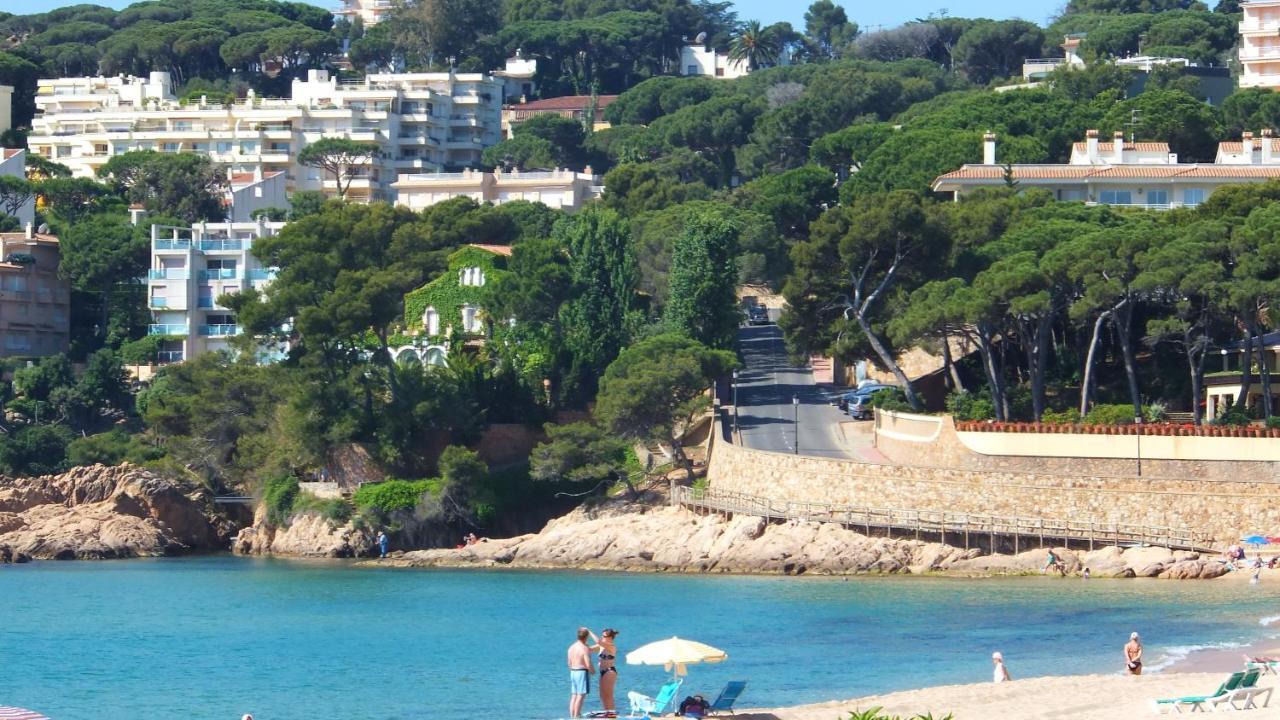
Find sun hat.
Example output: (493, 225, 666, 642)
(992, 651, 1003, 660)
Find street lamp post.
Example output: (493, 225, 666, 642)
(1135, 415, 1143, 477)
(732, 369, 739, 439)
(793, 395, 800, 455)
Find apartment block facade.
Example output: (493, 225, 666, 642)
(147, 220, 287, 363)
(1, 148, 35, 226)
(0, 225, 71, 359)
(933, 129, 1280, 208)
(394, 168, 603, 212)
(1240, 0, 1280, 89)
(28, 69, 504, 204)
(336, 0, 393, 26)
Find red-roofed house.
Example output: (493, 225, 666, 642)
(502, 95, 618, 138)
(933, 129, 1280, 209)
(225, 167, 289, 222)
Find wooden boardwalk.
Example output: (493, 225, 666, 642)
(672, 485, 1217, 553)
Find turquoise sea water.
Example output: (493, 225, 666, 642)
(3, 557, 1280, 719)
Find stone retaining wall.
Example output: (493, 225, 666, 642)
(707, 436, 1280, 546)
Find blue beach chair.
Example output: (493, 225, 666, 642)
(627, 679, 683, 718)
(708, 681, 747, 715)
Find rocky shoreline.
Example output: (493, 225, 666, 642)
(368, 499, 1229, 579)
(0, 464, 236, 561)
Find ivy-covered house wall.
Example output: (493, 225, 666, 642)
(403, 245, 510, 341)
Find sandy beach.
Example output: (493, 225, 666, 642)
(739, 672, 1280, 719)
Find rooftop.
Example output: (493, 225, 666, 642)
(467, 243, 513, 257)
(504, 95, 618, 112)
(934, 163, 1280, 184)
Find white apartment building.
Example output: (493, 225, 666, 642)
(1240, 0, 1280, 89)
(679, 44, 753, 79)
(27, 69, 504, 203)
(226, 168, 289, 222)
(932, 129, 1280, 208)
(0, 85, 12, 134)
(336, 0, 393, 26)
(393, 167, 603, 212)
(1, 149, 35, 226)
(147, 219, 287, 363)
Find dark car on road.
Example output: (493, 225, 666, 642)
(747, 306, 771, 325)
(838, 383, 897, 418)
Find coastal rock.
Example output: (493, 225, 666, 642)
(1081, 546, 1135, 578)
(0, 464, 234, 560)
(232, 506, 374, 558)
(1160, 559, 1229, 580)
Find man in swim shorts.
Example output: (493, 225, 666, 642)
(568, 627, 595, 718)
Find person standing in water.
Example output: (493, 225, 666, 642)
(589, 628, 620, 717)
(992, 651, 1010, 682)
(1125, 632, 1144, 675)
(568, 627, 595, 718)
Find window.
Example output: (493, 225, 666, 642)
(93, 143, 108, 155)
(240, 141, 258, 154)
(1184, 188, 1206, 207)
(1146, 190, 1168, 207)
(423, 306, 439, 335)
(173, 121, 192, 131)
(687, 65, 699, 75)
(192, 143, 209, 153)
(5, 332, 30, 351)
(458, 267, 485, 287)
(161, 143, 179, 152)
(216, 142, 233, 154)
(1098, 190, 1132, 205)
(461, 304, 482, 333)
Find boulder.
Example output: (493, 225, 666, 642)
(1081, 546, 1135, 578)
(0, 464, 234, 560)
(1160, 559, 1229, 580)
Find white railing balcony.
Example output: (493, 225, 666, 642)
(198, 269, 238, 281)
(149, 323, 188, 335)
(1241, 20, 1280, 32)
(1084, 201, 1192, 211)
(199, 324, 242, 337)
(196, 239, 244, 252)
(1241, 46, 1280, 59)
(149, 268, 188, 280)
(154, 239, 191, 251)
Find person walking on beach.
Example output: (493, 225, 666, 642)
(588, 628, 620, 717)
(992, 651, 1010, 682)
(568, 627, 595, 718)
(1125, 632, 1143, 675)
(376, 531, 389, 558)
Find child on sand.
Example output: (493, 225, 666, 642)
(992, 652, 1010, 682)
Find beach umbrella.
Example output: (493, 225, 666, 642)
(1242, 535, 1271, 546)
(626, 636, 727, 678)
(0, 708, 51, 720)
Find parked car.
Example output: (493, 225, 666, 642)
(747, 306, 771, 325)
(837, 383, 894, 412)
(844, 384, 898, 419)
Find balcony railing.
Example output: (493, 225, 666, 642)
(198, 269, 238, 281)
(196, 239, 244, 252)
(1084, 201, 1197, 211)
(154, 239, 191, 251)
(199, 324, 241, 337)
(150, 297, 169, 308)
(149, 323, 188, 335)
(247, 269, 275, 281)
(149, 269, 188, 280)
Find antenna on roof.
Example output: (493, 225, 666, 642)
(1126, 109, 1142, 144)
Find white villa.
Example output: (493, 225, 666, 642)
(147, 220, 287, 364)
(27, 69, 505, 203)
(679, 44, 752, 79)
(932, 129, 1280, 208)
(394, 168, 603, 212)
(1240, 0, 1280, 89)
(336, 0, 392, 26)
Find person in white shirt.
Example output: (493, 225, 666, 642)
(992, 651, 1010, 682)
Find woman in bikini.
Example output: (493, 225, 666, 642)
(589, 628, 620, 717)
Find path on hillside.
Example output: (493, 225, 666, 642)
(733, 320, 855, 459)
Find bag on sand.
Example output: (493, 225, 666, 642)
(678, 695, 708, 717)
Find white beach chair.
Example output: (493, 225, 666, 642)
(1208, 668, 1262, 711)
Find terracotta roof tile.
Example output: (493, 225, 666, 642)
(1180, 166, 1280, 177)
(1088, 166, 1187, 178)
(0, 232, 59, 244)
(504, 95, 618, 112)
(1218, 140, 1280, 152)
(1071, 141, 1170, 153)
(2, 149, 21, 160)
(934, 162, 1280, 187)
(467, 243, 513, 256)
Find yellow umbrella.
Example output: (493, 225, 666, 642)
(625, 636, 728, 677)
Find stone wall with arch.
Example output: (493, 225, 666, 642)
(390, 344, 449, 367)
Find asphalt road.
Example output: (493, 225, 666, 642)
(732, 321, 855, 458)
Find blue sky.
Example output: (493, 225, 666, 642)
(7, 0, 1062, 33)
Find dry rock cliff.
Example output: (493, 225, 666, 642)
(232, 506, 374, 558)
(0, 464, 235, 561)
(374, 500, 1226, 579)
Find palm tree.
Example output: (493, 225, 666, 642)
(727, 20, 783, 71)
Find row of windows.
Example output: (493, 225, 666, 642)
(1096, 188, 1204, 207)
(421, 304, 483, 335)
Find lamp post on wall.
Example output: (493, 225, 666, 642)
(1135, 415, 1143, 477)
(793, 395, 800, 455)
(732, 369, 740, 439)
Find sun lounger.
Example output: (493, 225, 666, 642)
(708, 681, 747, 715)
(1214, 668, 1272, 710)
(1152, 671, 1243, 714)
(628, 679, 682, 718)
(1244, 655, 1280, 675)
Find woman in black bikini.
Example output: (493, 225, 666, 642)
(589, 628, 619, 717)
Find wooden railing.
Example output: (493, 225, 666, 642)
(672, 486, 1217, 553)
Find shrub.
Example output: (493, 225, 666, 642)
(945, 390, 995, 421)
(869, 388, 913, 413)
(1040, 408, 1080, 424)
(1267, 417, 1280, 430)
(1083, 404, 1137, 425)
(292, 491, 353, 525)
(1215, 406, 1252, 426)
(66, 428, 165, 467)
(1143, 402, 1167, 423)
(353, 478, 439, 514)
(262, 475, 300, 525)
